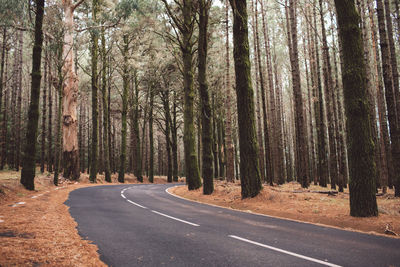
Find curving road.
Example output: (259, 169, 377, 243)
(66, 184, 400, 267)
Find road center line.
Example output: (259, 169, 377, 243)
(151, 210, 200, 227)
(228, 235, 342, 267)
(126, 199, 147, 209)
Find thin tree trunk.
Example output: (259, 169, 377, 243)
(118, 34, 129, 183)
(312, 0, 328, 187)
(255, 0, 273, 185)
(149, 86, 154, 183)
(251, 0, 265, 182)
(376, 0, 400, 196)
(225, 0, 235, 182)
(47, 49, 53, 172)
(15, 29, 23, 171)
(89, 0, 99, 183)
(101, 28, 111, 182)
(41, 41, 48, 173)
(289, 0, 309, 188)
(1, 33, 8, 170)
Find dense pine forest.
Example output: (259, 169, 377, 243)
(0, 0, 399, 218)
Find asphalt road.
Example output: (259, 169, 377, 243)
(66, 184, 400, 267)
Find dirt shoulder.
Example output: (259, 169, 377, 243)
(169, 180, 400, 238)
(0, 170, 173, 267)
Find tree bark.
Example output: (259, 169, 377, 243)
(101, 27, 111, 182)
(20, 0, 45, 190)
(255, 0, 273, 185)
(229, 0, 262, 198)
(41, 41, 48, 173)
(198, 0, 214, 194)
(376, 0, 400, 196)
(334, 0, 378, 216)
(89, 0, 99, 183)
(225, 0, 235, 183)
(118, 34, 129, 183)
(289, 0, 309, 188)
(62, 0, 81, 180)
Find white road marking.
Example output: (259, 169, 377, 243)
(127, 199, 147, 209)
(121, 194, 126, 199)
(229, 235, 342, 267)
(31, 196, 38, 199)
(151, 210, 200, 227)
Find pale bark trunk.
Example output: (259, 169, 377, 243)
(62, 0, 81, 180)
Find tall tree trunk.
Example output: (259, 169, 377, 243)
(312, 0, 328, 187)
(225, 0, 235, 182)
(118, 34, 129, 183)
(133, 71, 142, 182)
(369, 0, 390, 192)
(54, 55, 63, 186)
(1, 32, 8, 170)
(171, 90, 178, 181)
(255, 0, 273, 185)
(319, 0, 338, 189)
(107, 55, 113, 174)
(212, 93, 219, 178)
(20, 0, 45, 190)
(15, 29, 23, 171)
(41, 42, 48, 173)
(260, 0, 279, 184)
(0, 28, 6, 167)
(198, 0, 214, 194)
(89, 0, 99, 183)
(182, 0, 201, 189)
(376, 0, 400, 196)
(148, 86, 154, 183)
(334, 0, 378, 216)
(229, 0, 262, 198)
(289, 0, 309, 188)
(251, 0, 265, 182)
(47, 49, 53, 172)
(101, 27, 111, 182)
(162, 90, 172, 183)
(62, 0, 82, 180)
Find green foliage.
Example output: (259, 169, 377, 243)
(0, 0, 25, 25)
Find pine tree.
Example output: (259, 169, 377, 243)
(20, 0, 45, 190)
(334, 0, 378, 216)
(229, 0, 262, 198)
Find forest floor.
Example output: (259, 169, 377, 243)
(170, 180, 400, 238)
(0, 169, 174, 266)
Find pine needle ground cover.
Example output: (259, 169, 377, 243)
(171, 180, 400, 237)
(0, 170, 170, 266)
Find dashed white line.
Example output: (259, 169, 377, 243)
(228, 235, 342, 267)
(126, 199, 147, 209)
(151, 210, 200, 227)
(121, 187, 198, 227)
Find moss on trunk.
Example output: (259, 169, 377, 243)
(229, 0, 262, 198)
(334, 0, 378, 216)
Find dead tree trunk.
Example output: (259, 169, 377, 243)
(61, 0, 83, 180)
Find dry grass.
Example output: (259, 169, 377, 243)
(170, 180, 400, 237)
(0, 169, 171, 266)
